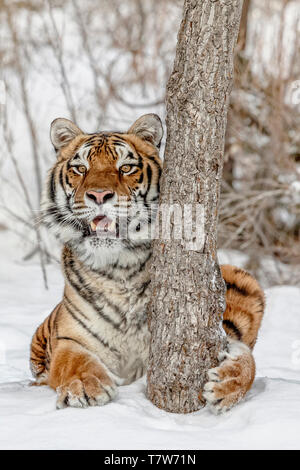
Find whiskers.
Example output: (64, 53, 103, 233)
(41, 201, 87, 232)
(31, 208, 47, 227)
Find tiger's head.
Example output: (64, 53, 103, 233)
(42, 114, 163, 267)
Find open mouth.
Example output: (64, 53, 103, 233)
(89, 215, 119, 237)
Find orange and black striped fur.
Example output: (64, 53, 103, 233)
(30, 114, 265, 413)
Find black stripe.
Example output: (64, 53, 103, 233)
(226, 281, 265, 312)
(145, 164, 152, 199)
(233, 267, 251, 277)
(32, 337, 46, 351)
(255, 293, 265, 312)
(36, 330, 45, 347)
(64, 259, 123, 329)
(48, 169, 56, 203)
(126, 151, 135, 160)
(34, 367, 47, 377)
(147, 155, 160, 163)
(106, 145, 117, 160)
(129, 168, 139, 175)
(53, 306, 59, 339)
(138, 280, 151, 297)
(56, 336, 85, 347)
(65, 173, 72, 187)
(225, 281, 248, 297)
(137, 155, 144, 169)
(46, 317, 52, 355)
(64, 295, 89, 321)
(68, 261, 117, 317)
(63, 300, 118, 353)
(112, 140, 126, 147)
(59, 164, 65, 189)
(90, 265, 115, 281)
(157, 166, 162, 194)
(223, 319, 242, 340)
(127, 251, 152, 280)
(31, 345, 44, 357)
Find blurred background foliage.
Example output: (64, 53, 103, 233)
(0, 0, 299, 287)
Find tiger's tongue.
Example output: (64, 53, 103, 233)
(90, 215, 114, 232)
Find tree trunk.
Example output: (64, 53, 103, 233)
(147, 0, 243, 413)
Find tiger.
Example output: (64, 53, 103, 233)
(30, 113, 265, 413)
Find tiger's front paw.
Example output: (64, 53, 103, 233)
(56, 375, 117, 409)
(203, 339, 255, 414)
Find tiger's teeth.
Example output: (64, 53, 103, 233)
(90, 220, 97, 231)
(108, 220, 116, 232)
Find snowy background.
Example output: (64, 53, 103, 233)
(0, 0, 299, 450)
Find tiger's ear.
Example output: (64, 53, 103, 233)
(50, 118, 83, 151)
(128, 114, 163, 148)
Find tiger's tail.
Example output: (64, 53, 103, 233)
(221, 265, 265, 349)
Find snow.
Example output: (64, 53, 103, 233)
(0, 232, 300, 450)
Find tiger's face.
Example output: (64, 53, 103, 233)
(42, 114, 163, 267)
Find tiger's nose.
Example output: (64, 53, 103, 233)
(86, 190, 114, 205)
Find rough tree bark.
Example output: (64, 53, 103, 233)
(147, 0, 243, 413)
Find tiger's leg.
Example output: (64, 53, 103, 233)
(30, 305, 61, 385)
(203, 265, 265, 414)
(48, 341, 117, 409)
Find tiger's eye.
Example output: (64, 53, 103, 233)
(77, 165, 86, 174)
(120, 165, 132, 174)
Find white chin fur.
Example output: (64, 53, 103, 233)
(73, 237, 147, 270)
(75, 238, 124, 269)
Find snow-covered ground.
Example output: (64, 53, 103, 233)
(0, 232, 299, 450)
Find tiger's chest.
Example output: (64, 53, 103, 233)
(64, 256, 152, 384)
(89, 281, 151, 384)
